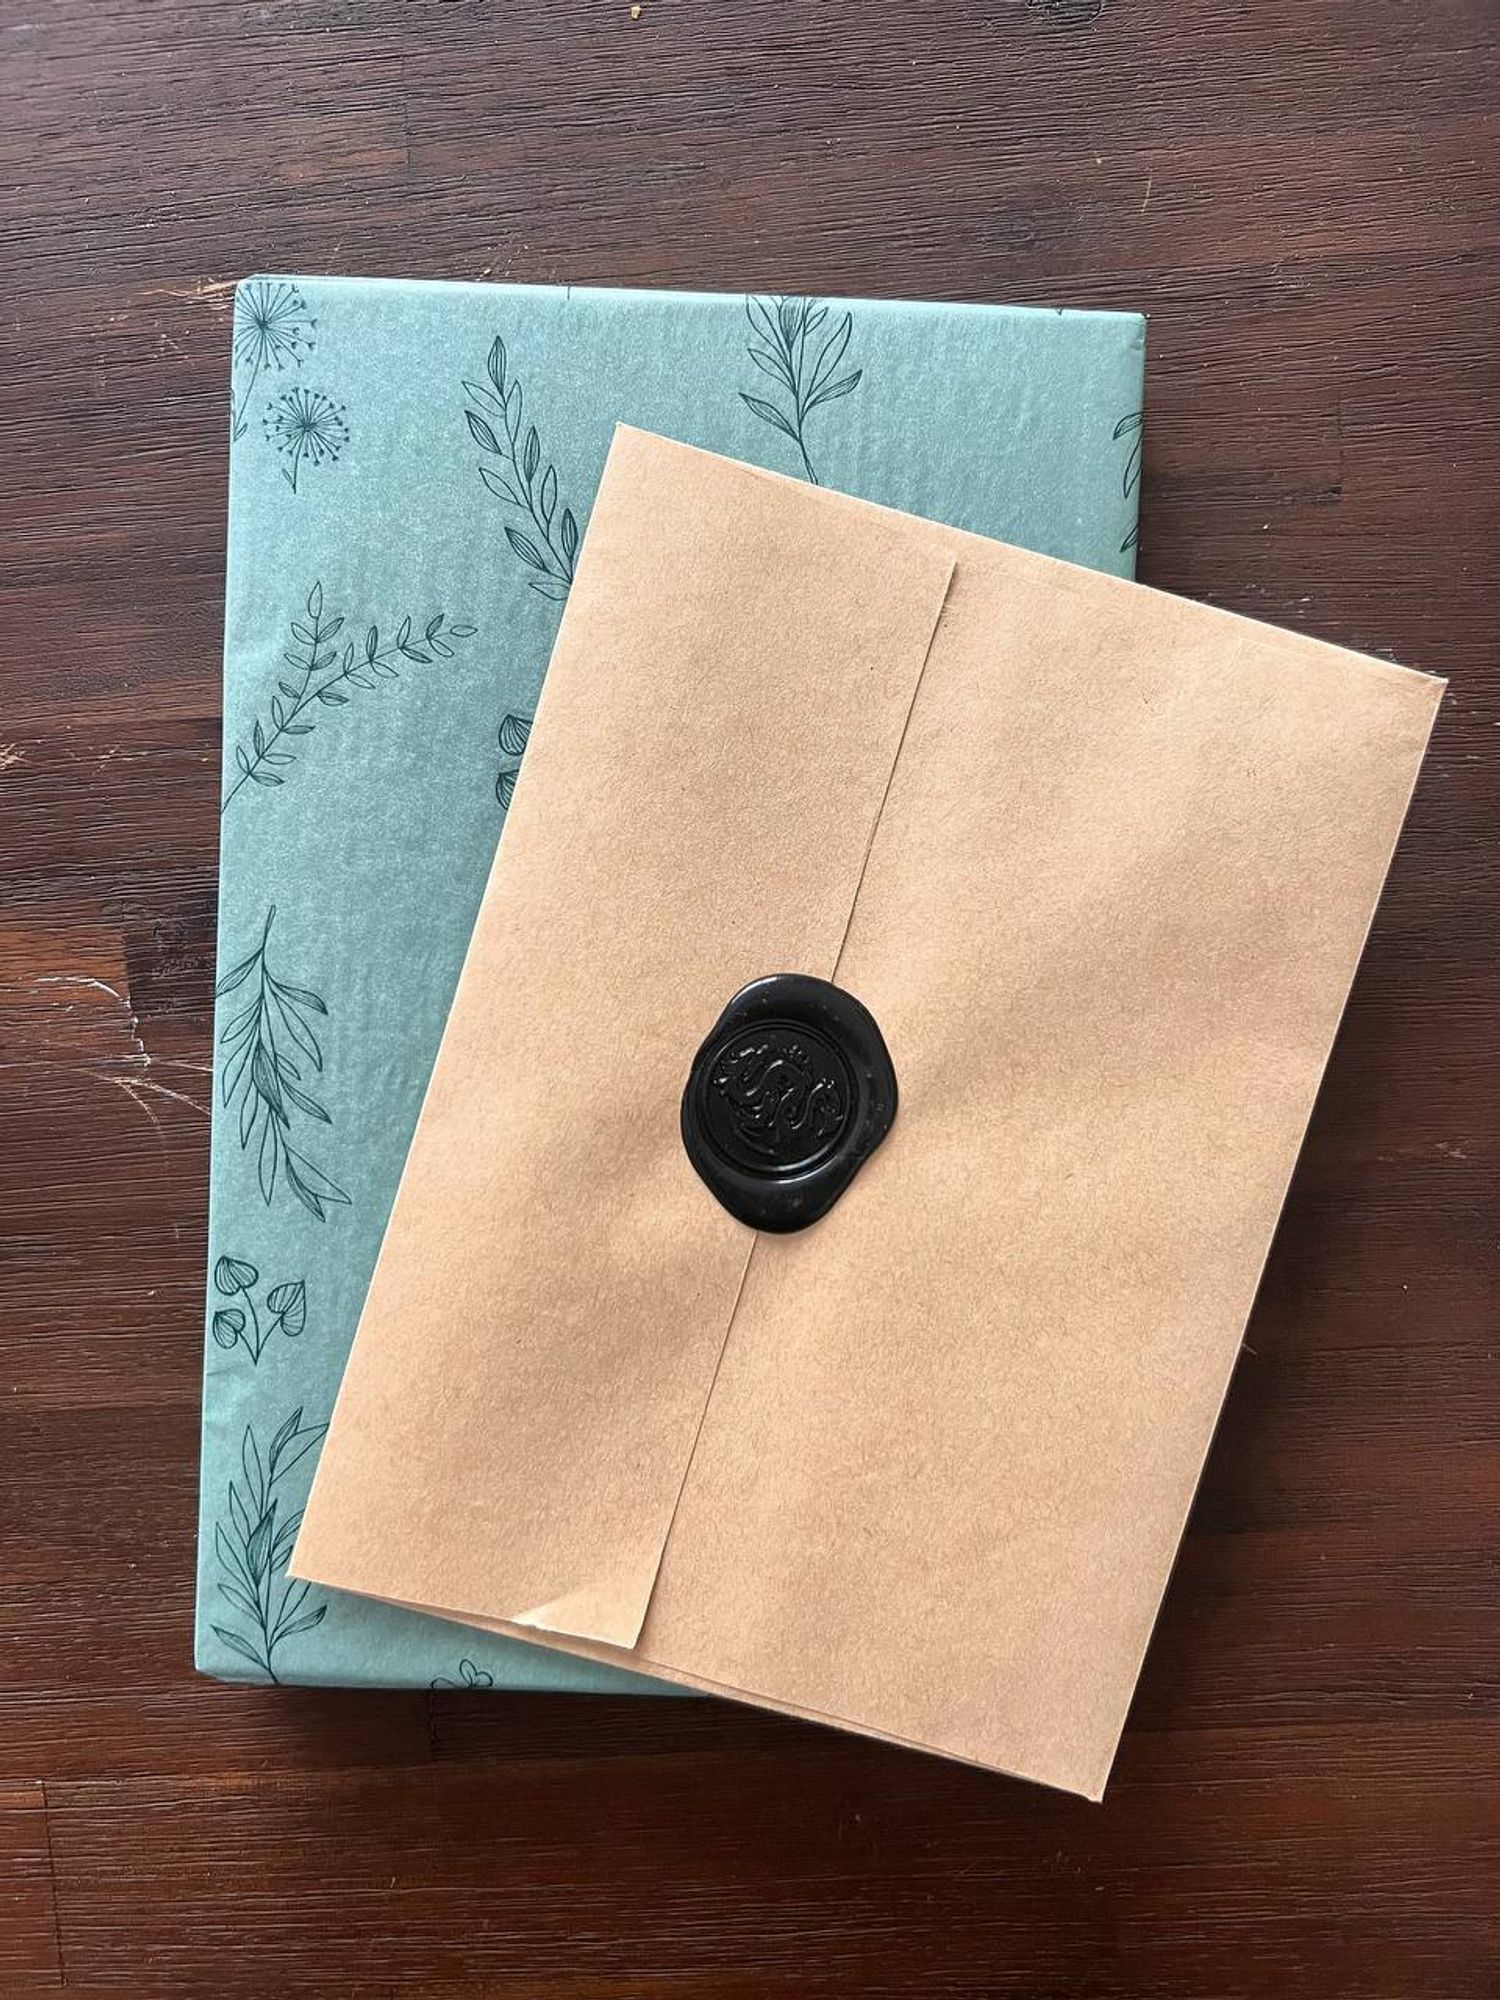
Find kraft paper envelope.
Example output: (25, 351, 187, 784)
(294, 427, 1443, 1798)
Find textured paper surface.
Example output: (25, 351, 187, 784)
(294, 430, 1442, 1795)
(199, 276, 1146, 1693)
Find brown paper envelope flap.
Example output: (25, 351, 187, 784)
(293, 427, 957, 1648)
(295, 431, 1443, 1795)
(628, 545, 1442, 1795)
(350, 515, 1441, 1801)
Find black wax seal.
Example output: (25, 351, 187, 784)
(681, 974, 897, 1232)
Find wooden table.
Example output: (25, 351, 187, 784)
(3, 3, 1496, 1992)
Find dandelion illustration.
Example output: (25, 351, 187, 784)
(231, 279, 316, 440)
(263, 387, 350, 494)
(740, 295, 863, 486)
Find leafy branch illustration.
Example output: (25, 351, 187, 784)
(231, 279, 317, 442)
(212, 1407, 329, 1683)
(462, 336, 581, 603)
(210, 1255, 306, 1365)
(494, 711, 532, 810)
(215, 905, 351, 1221)
(1113, 410, 1143, 553)
(431, 1657, 495, 1691)
(740, 295, 863, 486)
(222, 581, 477, 812)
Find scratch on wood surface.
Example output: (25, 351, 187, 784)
(33, 974, 128, 1004)
(23, 971, 201, 1118)
(114, 1075, 208, 1118)
(32, 972, 149, 1066)
(0, 1052, 206, 1194)
(0, 742, 23, 771)
(16, 968, 212, 1146)
(109, 1074, 207, 1159)
(37, 1781, 66, 1993)
(160, 276, 237, 312)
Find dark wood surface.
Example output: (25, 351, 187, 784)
(3, 1, 1496, 1992)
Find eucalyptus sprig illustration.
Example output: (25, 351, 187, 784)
(431, 1657, 496, 1691)
(222, 582, 477, 811)
(494, 711, 532, 810)
(462, 336, 581, 602)
(210, 1255, 307, 1365)
(212, 1407, 329, 1683)
(231, 279, 316, 442)
(215, 905, 351, 1221)
(740, 295, 863, 486)
(1113, 410, 1144, 553)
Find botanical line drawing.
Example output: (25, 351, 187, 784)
(212, 1406, 329, 1682)
(222, 581, 477, 812)
(263, 387, 350, 493)
(430, 1657, 496, 1691)
(232, 279, 316, 441)
(495, 711, 532, 810)
(210, 1255, 307, 1365)
(739, 295, 863, 486)
(215, 905, 351, 1221)
(1113, 410, 1143, 554)
(462, 336, 581, 602)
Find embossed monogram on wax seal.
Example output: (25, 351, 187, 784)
(681, 974, 898, 1232)
(706, 1027, 854, 1174)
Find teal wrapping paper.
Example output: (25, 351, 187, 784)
(198, 276, 1146, 1691)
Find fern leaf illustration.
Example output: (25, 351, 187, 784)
(740, 295, 864, 486)
(215, 907, 351, 1220)
(212, 1407, 329, 1681)
(222, 583, 478, 812)
(463, 336, 581, 602)
(1113, 410, 1144, 552)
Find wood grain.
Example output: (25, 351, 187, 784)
(1, 0, 1496, 1991)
